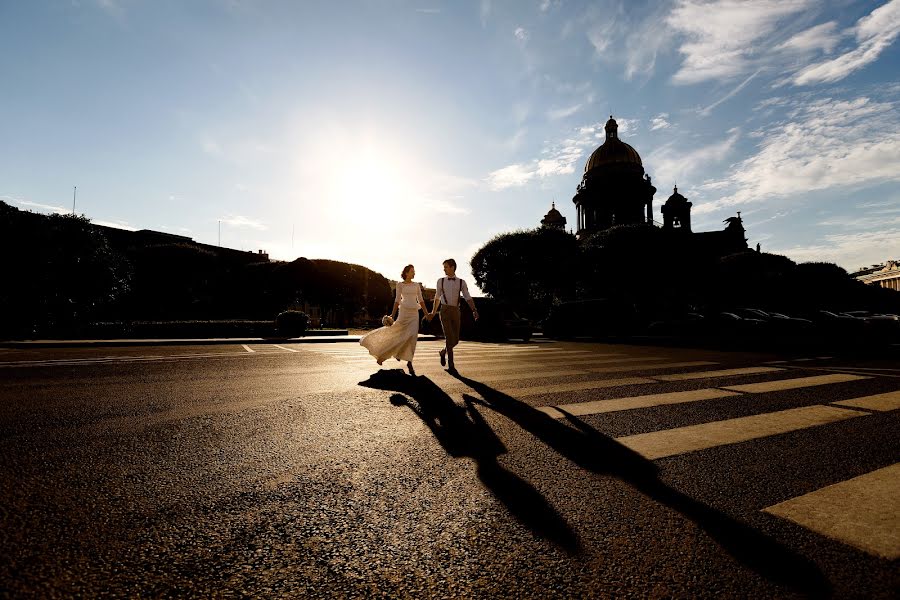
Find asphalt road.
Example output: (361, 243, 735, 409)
(0, 340, 897, 598)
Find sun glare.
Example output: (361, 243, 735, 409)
(337, 154, 413, 232)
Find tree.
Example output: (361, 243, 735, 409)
(0, 206, 131, 337)
(471, 227, 578, 320)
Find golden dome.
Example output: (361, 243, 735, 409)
(584, 116, 643, 173)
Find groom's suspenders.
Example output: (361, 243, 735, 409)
(439, 277, 463, 306)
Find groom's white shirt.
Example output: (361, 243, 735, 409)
(436, 277, 472, 307)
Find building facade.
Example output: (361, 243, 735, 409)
(852, 260, 900, 291)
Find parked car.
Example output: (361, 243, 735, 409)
(420, 298, 532, 342)
(543, 298, 637, 339)
(646, 312, 709, 337)
(732, 308, 814, 334)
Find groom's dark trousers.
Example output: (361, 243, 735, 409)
(440, 305, 461, 350)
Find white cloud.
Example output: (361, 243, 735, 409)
(93, 219, 138, 231)
(667, 0, 812, 84)
(425, 199, 470, 215)
(219, 214, 267, 230)
(547, 104, 582, 120)
(793, 0, 900, 85)
(514, 27, 529, 42)
(614, 117, 639, 136)
(775, 21, 842, 54)
(486, 163, 538, 190)
(647, 128, 740, 192)
(202, 139, 222, 156)
(486, 126, 599, 190)
(650, 113, 671, 130)
(415, 8, 441, 14)
(201, 136, 274, 166)
(698, 96, 900, 213)
(769, 228, 900, 271)
(480, 0, 491, 27)
(6, 197, 69, 214)
(623, 14, 673, 80)
(698, 68, 763, 116)
(540, 0, 560, 11)
(586, 4, 673, 80)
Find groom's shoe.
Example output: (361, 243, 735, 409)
(439, 349, 446, 367)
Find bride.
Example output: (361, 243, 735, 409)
(360, 264, 430, 375)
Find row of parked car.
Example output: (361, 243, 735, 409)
(647, 308, 900, 338)
(416, 296, 900, 347)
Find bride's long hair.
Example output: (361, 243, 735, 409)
(401, 264, 414, 281)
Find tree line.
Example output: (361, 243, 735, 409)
(470, 224, 899, 322)
(0, 201, 392, 338)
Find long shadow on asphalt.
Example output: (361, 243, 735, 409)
(449, 371, 832, 598)
(358, 369, 581, 554)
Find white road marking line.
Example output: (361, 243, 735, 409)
(0, 352, 260, 368)
(503, 377, 657, 398)
(763, 463, 900, 559)
(434, 355, 645, 368)
(272, 344, 299, 353)
(721, 373, 869, 393)
(241, 344, 255, 353)
(542, 388, 741, 417)
(654, 366, 784, 381)
(440, 368, 588, 385)
(824, 366, 900, 373)
(832, 390, 900, 412)
(584, 361, 719, 374)
(494, 355, 655, 365)
(616, 405, 863, 460)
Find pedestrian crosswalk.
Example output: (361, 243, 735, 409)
(307, 339, 900, 560)
(4, 338, 896, 560)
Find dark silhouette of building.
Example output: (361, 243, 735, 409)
(540, 202, 567, 230)
(661, 186, 692, 232)
(569, 115, 747, 255)
(572, 116, 656, 237)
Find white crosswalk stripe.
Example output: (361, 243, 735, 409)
(4, 339, 897, 559)
(355, 342, 895, 558)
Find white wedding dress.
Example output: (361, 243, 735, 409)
(360, 281, 424, 363)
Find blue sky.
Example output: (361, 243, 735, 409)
(2, 0, 899, 288)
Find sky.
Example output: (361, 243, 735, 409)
(2, 0, 900, 289)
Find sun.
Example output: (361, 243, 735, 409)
(330, 145, 420, 234)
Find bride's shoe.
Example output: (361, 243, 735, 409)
(407, 363, 416, 376)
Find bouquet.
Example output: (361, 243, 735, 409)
(382, 315, 395, 327)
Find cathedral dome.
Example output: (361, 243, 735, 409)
(584, 116, 642, 173)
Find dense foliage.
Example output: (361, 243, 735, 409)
(471, 227, 579, 320)
(0, 201, 394, 338)
(0, 207, 131, 337)
(470, 223, 898, 322)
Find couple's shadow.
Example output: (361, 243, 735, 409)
(360, 368, 579, 553)
(359, 369, 829, 596)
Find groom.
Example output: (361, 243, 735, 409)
(429, 258, 478, 373)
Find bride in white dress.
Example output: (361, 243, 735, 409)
(360, 264, 430, 375)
